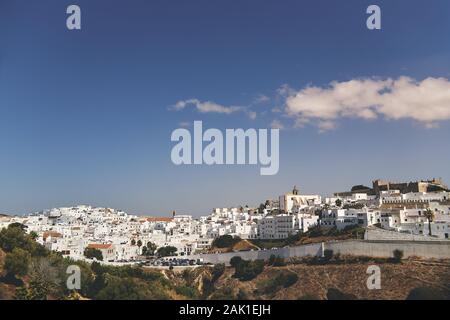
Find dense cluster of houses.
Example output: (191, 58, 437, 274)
(0, 178, 449, 263)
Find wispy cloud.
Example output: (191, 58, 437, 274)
(171, 99, 242, 114)
(270, 119, 285, 130)
(178, 121, 191, 128)
(253, 94, 270, 104)
(284, 76, 450, 131)
(170, 98, 257, 119)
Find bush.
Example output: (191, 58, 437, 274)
(406, 287, 448, 300)
(95, 275, 169, 300)
(175, 285, 199, 299)
(230, 256, 243, 268)
(326, 288, 356, 300)
(323, 249, 334, 262)
(393, 249, 404, 263)
(209, 286, 235, 300)
(268, 255, 286, 267)
(212, 235, 241, 248)
(307, 226, 325, 238)
(259, 271, 298, 295)
(232, 258, 265, 281)
(298, 293, 321, 300)
(212, 263, 225, 282)
(281, 272, 298, 288)
(236, 289, 249, 300)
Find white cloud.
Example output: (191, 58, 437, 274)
(277, 84, 296, 98)
(178, 121, 191, 128)
(253, 94, 270, 104)
(284, 76, 450, 131)
(317, 120, 337, 133)
(171, 99, 242, 114)
(247, 111, 257, 120)
(271, 119, 285, 130)
(171, 98, 258, 119)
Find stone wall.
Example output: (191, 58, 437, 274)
(190, 240, 450, 265)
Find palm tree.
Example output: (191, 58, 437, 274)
(424, 208, 435, 236)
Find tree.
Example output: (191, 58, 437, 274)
(156, 246, 177, 257)
(130, 239, 136, 246)
(84, 248, 103, 261)
(27, 258, 61, 300)
(231, 258, 264, 281)
(393, 249, 404, 263)
(136, 240, 142, 254)
(258, 203, 266, 213)
(4, 248, 31, 279)
(146, 242, 157, 256)
(212, 235, 241, 248)
(424, 208, 435, 236)
(335, 199, 342, 207)
(230, 256, 243, 268)
(8, 222, 27, 230)
(141, 246, 148, 255)
(0, 225, 32, 253)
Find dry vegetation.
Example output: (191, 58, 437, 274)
(210, 257, 450, 300)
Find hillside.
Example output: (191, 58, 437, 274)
(1, 222, 449, 300)
(209, 258, 450, 300)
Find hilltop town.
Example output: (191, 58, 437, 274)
(0, 178, 449, 264)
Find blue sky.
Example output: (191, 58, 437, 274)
(1, 0, 450, 215)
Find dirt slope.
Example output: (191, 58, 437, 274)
(214, 258, 450, 300)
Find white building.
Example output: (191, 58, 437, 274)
(279, 186, 321, 213)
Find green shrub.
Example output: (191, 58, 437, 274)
(230, 256, 243, 267)
(268, 254, 286, 266)
(212, 263, 225, 282)
(323, 249, 334, 262)
(298, 293, 321, 300)
(175, 285, 199, 299)
(259, 271, 298, 295)
(393, 249, 404, 263)
(236, 289, 249, 300)
(232, 259, 264, 281)
(212, 235, 241, 248)
(326, 288, 356, 300)
(209, 286, 236, 300)
(406, 287, 448, 300)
